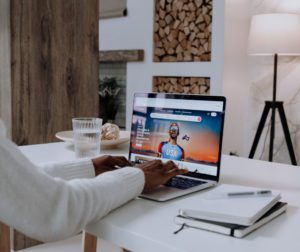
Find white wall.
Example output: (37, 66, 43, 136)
(100, 0, 225, 129)
(222, 0, 251, 156)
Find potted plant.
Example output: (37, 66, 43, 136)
(99, 77, 121, 124)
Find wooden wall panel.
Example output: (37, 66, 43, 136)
(10, 0, 99, 250)
(11, 0, 99, 145)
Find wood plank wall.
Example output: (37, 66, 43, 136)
(9, 0, 99, 249)
(0, 1, 12, 250)
(11, 0, 99, 145)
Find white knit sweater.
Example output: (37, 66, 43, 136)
(0, 120, 145, 242)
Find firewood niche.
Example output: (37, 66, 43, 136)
(153, 76, 210, 94)
(154, 0, 212, 62)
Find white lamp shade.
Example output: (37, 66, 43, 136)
(248, 13, 300, 55)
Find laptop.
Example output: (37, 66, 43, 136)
(128, 93, 226, 201)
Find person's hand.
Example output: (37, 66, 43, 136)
(137, 160, 188, 193)
(92, 155, 132, 176)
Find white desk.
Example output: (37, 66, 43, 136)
(20, 142, 300, 252)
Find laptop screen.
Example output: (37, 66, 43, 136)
(129, 93, 226, 181)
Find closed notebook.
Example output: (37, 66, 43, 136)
(175, 202, 287, 238)
(178, 184, 281, 226)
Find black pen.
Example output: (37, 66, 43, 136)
(227, 190, 272, 197)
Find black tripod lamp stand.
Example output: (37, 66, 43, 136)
(247, 13, 300, 165)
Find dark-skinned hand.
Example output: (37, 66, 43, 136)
(137, 160, 188, 193)
(91, 155, 132, 176)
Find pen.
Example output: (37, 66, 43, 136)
(227, 190, 272, 197)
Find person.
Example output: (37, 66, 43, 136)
(0, 119, 187, 242)
(158, 122, 185, 161)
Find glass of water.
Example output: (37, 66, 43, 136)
(72, 118, 102, 158)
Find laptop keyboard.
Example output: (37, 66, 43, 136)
(165, 177, 207, 190)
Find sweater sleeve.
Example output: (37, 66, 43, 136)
(39, 159, 96, 180)
(0, 135, 145, 242)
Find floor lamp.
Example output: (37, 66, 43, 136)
(247, 13, 300, 165)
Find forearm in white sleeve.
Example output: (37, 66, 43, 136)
(0, 136, 145, 242)
(39, 159, 96, 180)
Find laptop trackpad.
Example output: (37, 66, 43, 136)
(141, 185, 182, 197)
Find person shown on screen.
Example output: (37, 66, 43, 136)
(158, 122, 185, 161)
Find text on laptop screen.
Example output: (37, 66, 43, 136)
(129, 96, 224, 176)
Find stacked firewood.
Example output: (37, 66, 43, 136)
(153, 76, 210, 94)
(154, 0, 212, 62)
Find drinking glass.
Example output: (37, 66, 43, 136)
(72, 118, 102, 158)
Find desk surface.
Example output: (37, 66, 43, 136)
(20, 142, 300, 252)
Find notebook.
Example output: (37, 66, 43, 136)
(174, 202, 287, 238)
(128, 93, 226, 201)
(178, 184, 281, 226)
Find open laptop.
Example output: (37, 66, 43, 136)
(128, 93, 226, 201)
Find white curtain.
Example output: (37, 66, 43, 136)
(100, 0, 127, 19)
